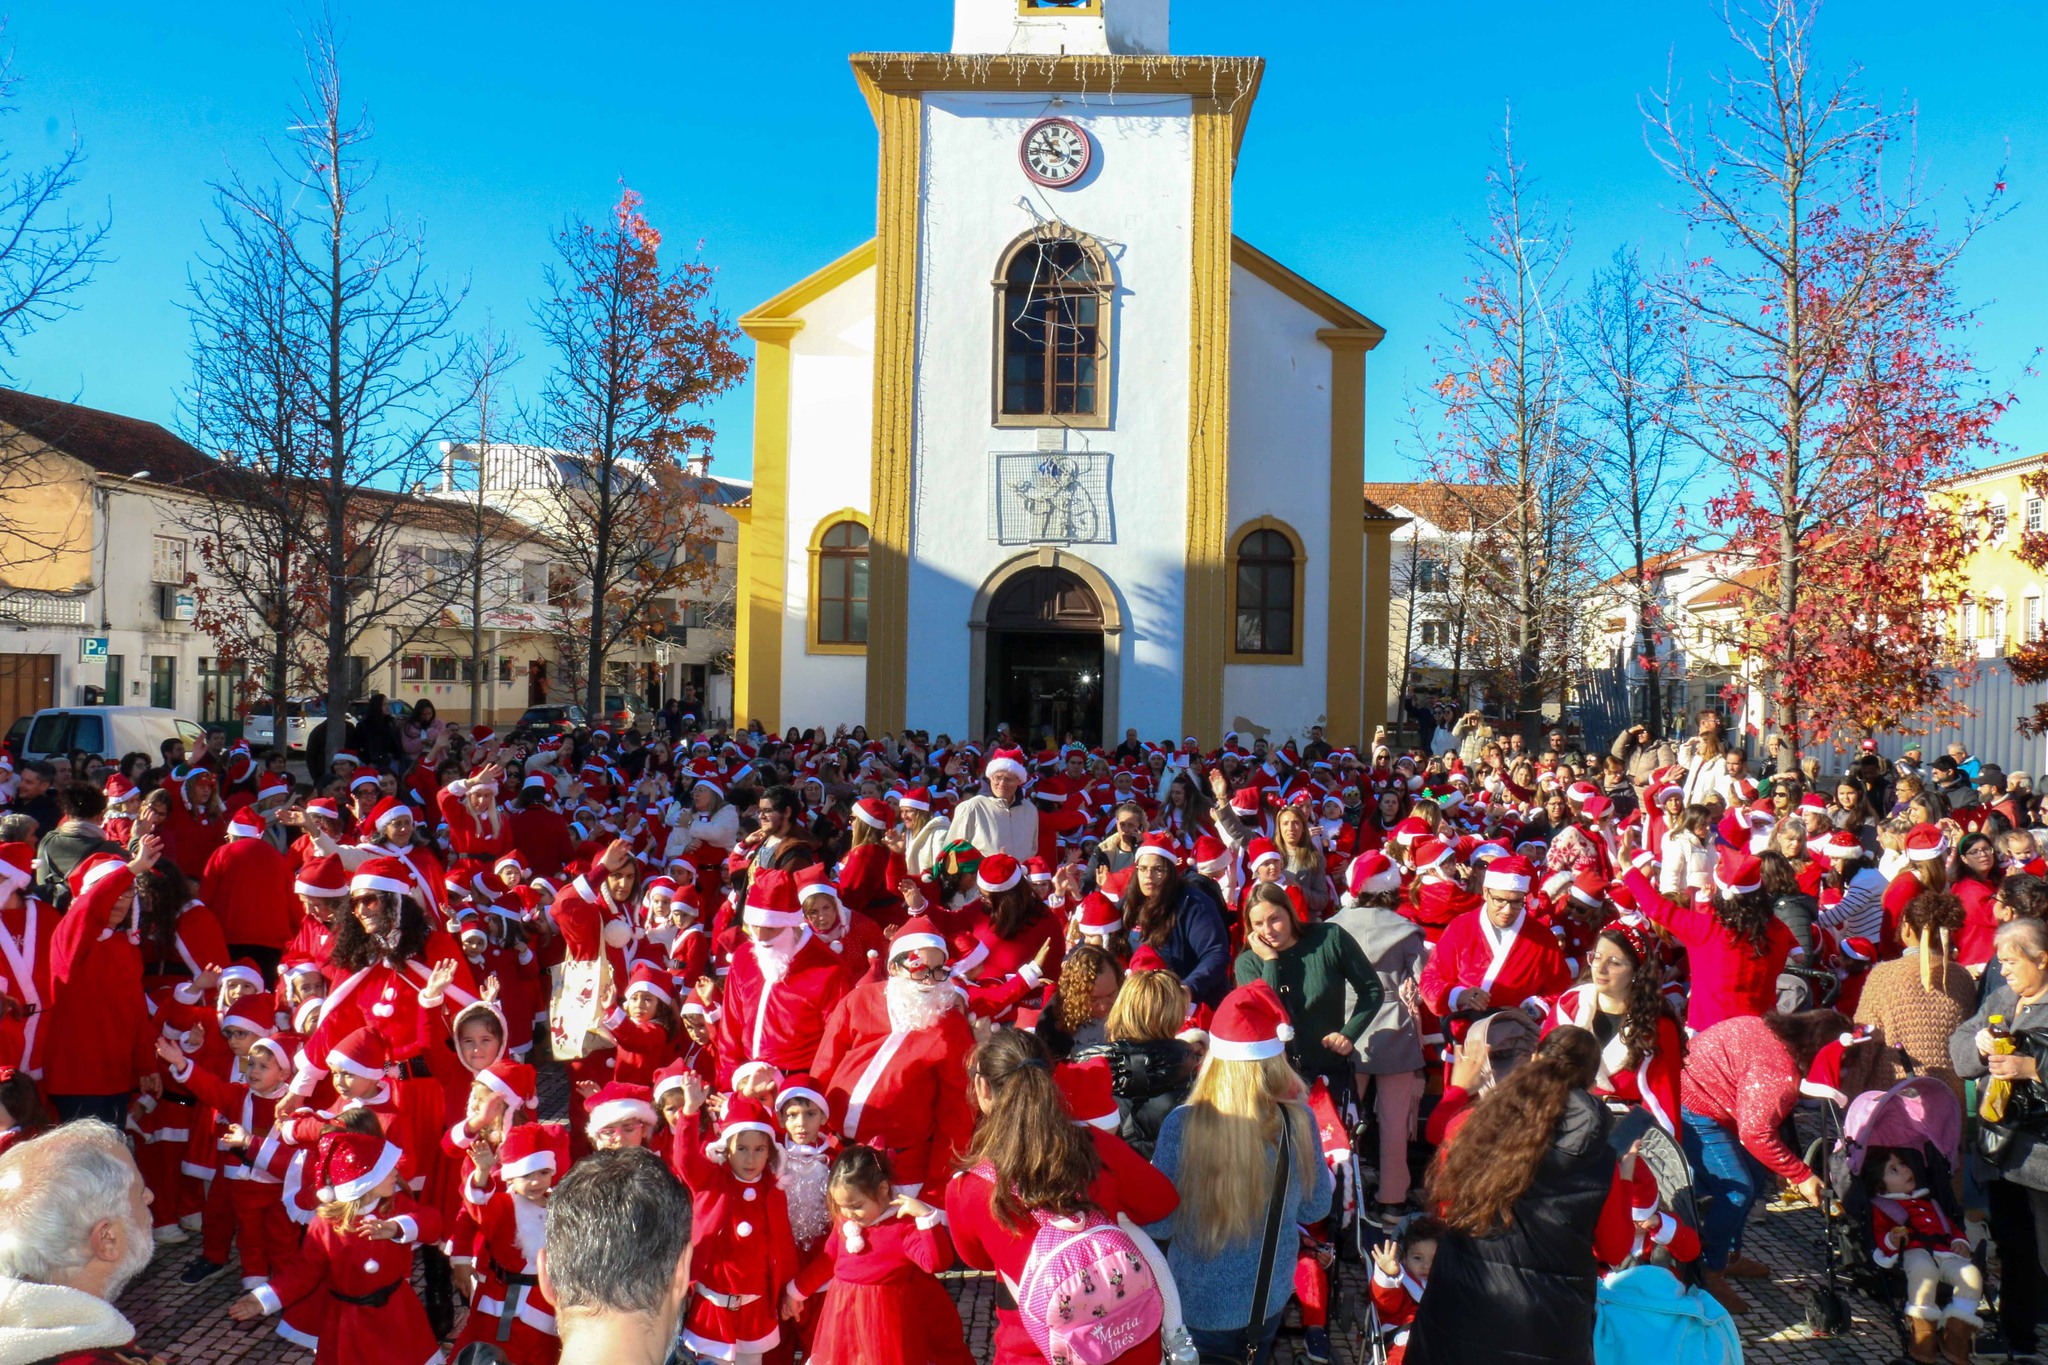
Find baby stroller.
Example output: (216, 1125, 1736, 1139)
(1804, 1076, 1969, 1347)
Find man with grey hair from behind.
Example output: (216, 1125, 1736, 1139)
(0, 1120, 157, 1364)
(539, 1146, 693, 1365)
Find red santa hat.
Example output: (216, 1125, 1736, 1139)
(478, 1059, 537, 1113)
(1904, 823, 1949, 863)
(889, 915, 949, 961)
(651, 1058, 696, 1105)
(293, 855, 349, 900)
(1800, 1026, 1877, 1104)
(350, 856, 415, 899)
(899, 787, 933, 813)
(1569, 870, 1608, 910)
(1207, 980, 1293, 1063)
(303, 796, 342, 824)
(977, 854, 1025, 895)
(1390, 816, 1432, 848)
(313, 1130, 403, 1205)
(1129, 944, 1170, 973)
(1712, 850, 1764, 898)
(1346, 850, 1403, 899)
(1580, 794, 1614, 821)
(708, 1095, 780, 1158)
(0, 842, 30, 893)
(257, 774, 294, 805)
(1075, 892, 1124, 938)
(221, 989, 276, 1037)
(731, 1060, 782, 1095)
(102, 774, 139, 804)
(1055, 1059, 1119, 1130)
(250, 1029, 299, 1075)
(1409, 837, 1452, 874)
(1025, 857, 1056, 886)
(366, 796, 413, 836)
(624, 962, 675, 1009)
(326, 1026, 390, 1082)
(1810, 829, 1863, 861)
(585, 1082, 658, 1135)
(984, 747, 1029, 784)
(1191, 835, 1230, 876)
(67, 852, 131, 902)
(1135, 834, 1183, 867)
(774, 1073, 829, 1117)
(743, 869, 806, 929)
(1482, 854, 1536, 895)
(330, 751, 361, 769)
(497, 1122, 569, 1181)
(852, 798, 892, 831)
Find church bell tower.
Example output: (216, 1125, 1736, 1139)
(950, 0, 1171, 56)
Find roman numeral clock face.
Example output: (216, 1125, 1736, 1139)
(1021, 117, 1092, 187)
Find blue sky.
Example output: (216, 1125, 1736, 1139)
(4, 0, 2043, 484)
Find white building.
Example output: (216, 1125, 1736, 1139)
(733, 0, 1401, 748)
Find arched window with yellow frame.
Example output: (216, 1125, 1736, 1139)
(807, 511, 871, 655)
(1228, 517, 1306, 665)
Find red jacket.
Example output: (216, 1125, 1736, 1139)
(163, 801, 226, 880)
(47, 861, 155, 1096)
(202, 834, 301, 950)
(508, 804, 575, 879)
(812, 980, 977, 1192)
(0, 895, 59, 1077)
(715, 931, 851, 1086)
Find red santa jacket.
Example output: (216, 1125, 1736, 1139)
(1872, 1193, 1969, 1264)
(508, 804, 575, 880)
(251, 1194, 444, 1365)
(47, 861, 155, 1097)
(836, 843, 907, 924)
(437, 784, 514, 863)
(811, 980, 977, 1193)
(714, 930, 851, 1087)
(673, 1117, 800, 1357)
(141, 901, 232, 996)
(298, 937, 479, 1090)
(168, 1053, 287, 1184)
(202, 835, 300, 951)
(1542, 985, 1683, 1135)
(0, 894, 58, 1077)
(1404, 878, 1481, 942)
(163, 802, 226, 880)
(460, 1188, 557, 1348)
(1418, 906, 1571, 1019)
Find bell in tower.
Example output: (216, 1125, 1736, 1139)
(951, 0, 1170, 58)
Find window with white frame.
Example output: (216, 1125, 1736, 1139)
(2027, 497, 2043, 534)
(1991, 497, 2011, 543)
(1961, 599, 1977, 641)
(150, 536, 188, 585)
(1990, 597, 2009, 651)
(2026, 595, 2042, 644)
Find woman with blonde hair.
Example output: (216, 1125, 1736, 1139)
(1147, 981, 1331, 1364)
(1072, 965, 1200, 1157)
(1272, 804, 1331, 917)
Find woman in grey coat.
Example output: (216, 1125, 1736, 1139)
(1330, 851, 1429, 1223)
(1951, 915, 2048, 1356)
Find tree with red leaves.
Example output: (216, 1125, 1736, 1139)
(1646, 0, 2011, 766)
(531, 188, 748, 719)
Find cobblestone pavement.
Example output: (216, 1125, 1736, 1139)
(115, 1067, 1909, 1364)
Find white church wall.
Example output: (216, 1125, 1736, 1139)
(1223, 262, 1334, 745)
(782, 265, 877, 729)
(904, 91, 1196, 739)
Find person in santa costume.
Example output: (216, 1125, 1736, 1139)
(1618, 835, 1794, 1032)
(715, 869, 852, 1088)
(438, 762, 515, 864)
(810, 917, 977, 1200)
(228, 1129, 444, 1365)
(47, 841, 165, 1126)
(796, 867, 888, 981)
(0, 841, 57, 1080)
(1866, 1145, 1983, 1363)
(454, 1120, 567, 1365)
(202, 804, 300, 981)
(1417, 853, 1570, 1028)
(282, 853, 351, 979)
(783, 1144, 974, 1365)
(314, 797, 448, 918)
(1540, 922, 1683, 1135)
(670, 1083, 801, 1365)
(163, 765, 228, 880)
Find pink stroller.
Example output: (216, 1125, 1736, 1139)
(1805, 1076, 1967, 1344)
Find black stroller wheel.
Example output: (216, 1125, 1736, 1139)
(1800, 1284, 1850, 1338)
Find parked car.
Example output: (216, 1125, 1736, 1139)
(510, 704, 588, 743)
(349, 698, 414, 725)
(245, 696, 324, 752)
(16, 707, 206, 763)
(601, 691, 647, 733)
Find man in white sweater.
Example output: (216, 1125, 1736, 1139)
(949, 747, 1039, 862)
(0, 1121, 157, 1364)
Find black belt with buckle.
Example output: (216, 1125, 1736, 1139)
(490, 1260, 540, 1341)
(330, 1282, 400, 1309)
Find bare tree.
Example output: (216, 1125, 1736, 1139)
(1418, 113, 1596, 743)
(184, 18, 467, 769)
(0, 25, 112, 569)
(530, 188, 746, 718)
(1576, 246, 1697, 740)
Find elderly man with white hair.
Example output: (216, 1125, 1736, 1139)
(0, 1120, 157, 1363)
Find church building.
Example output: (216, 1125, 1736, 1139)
(732, 0, 1401, 748)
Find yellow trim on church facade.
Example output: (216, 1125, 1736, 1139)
(865, 85, 922, 736)
(1182, 95, 1235, 746)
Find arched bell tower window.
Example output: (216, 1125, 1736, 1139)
(994, 229, 1113, 428)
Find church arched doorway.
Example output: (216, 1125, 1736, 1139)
(981, 565, 1105, 745)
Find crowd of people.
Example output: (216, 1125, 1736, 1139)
(1, 701, 2046, 1365)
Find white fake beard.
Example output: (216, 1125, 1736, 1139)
(779, 1144, 834, 1247)
(754, 933, 798, 986)
(885, 975, 958, 1033)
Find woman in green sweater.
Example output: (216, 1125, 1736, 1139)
(1234, 883, 1383, 1090)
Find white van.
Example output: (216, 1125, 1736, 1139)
(14, 707, 205, 763)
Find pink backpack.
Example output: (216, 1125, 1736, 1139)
(1000, 1192, 1163, 1364)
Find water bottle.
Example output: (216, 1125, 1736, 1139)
(1163, 1322, 1201, 1365)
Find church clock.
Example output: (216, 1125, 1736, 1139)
(1019, 117, 1092, 187)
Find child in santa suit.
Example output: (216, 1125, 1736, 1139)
(455, 1122, 567, 1365)
(1604, 1155, 1701, 1272)
(229, 1130, 444, 1365)
(783, 1145, 972, 1365)
(671, 1079, 799, 1365)
(155, 1001, 300, 1288)
(767, 1073, 842, 1365)
(582, 1081, 659, 1152)
(441, 1053, 537, 1285)
(1868, 1147, 1984, 1362)
(273, 1028, 404, 1224)
(1368, 1216, 1440, 1365)
(609, 963, 681, 1087)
